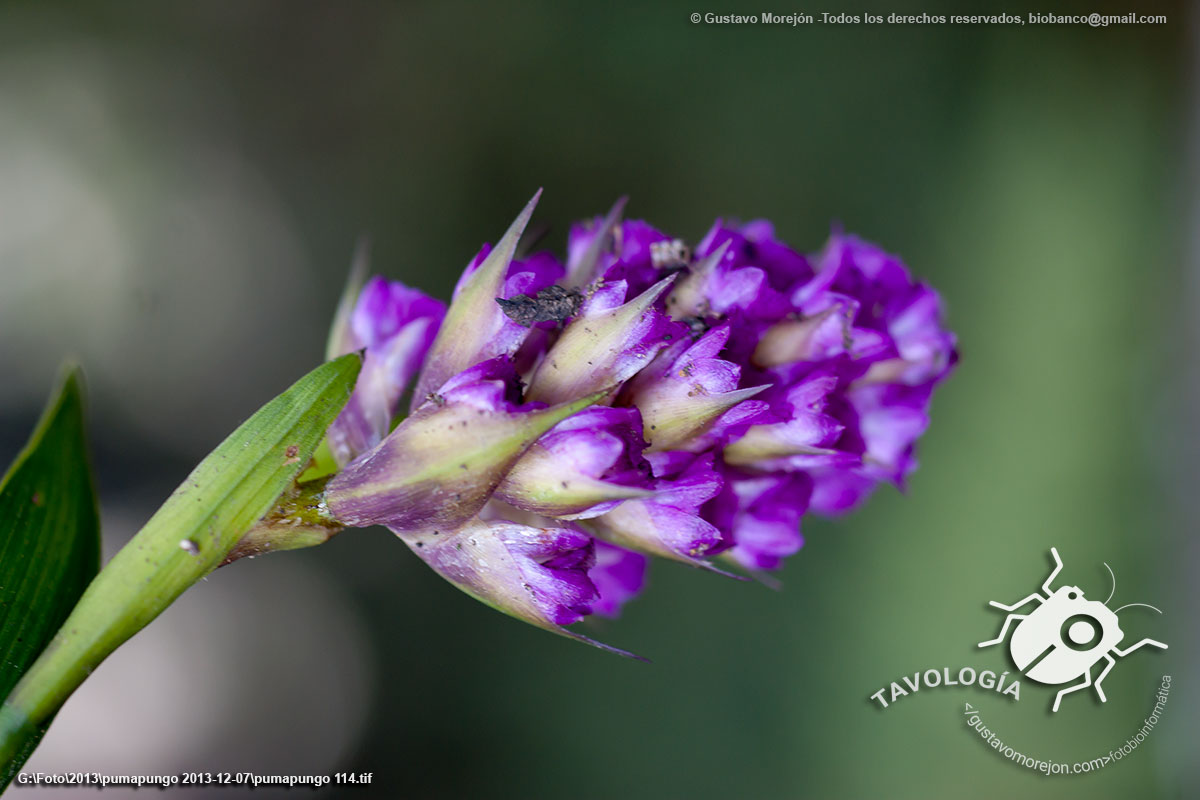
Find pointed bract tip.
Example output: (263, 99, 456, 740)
(637, 274, 678, 306)
(749, 570, 783, 591)
(564, 195, 630, 287)
(597, 196, 629, 234)
(351, 234, 372, 272)
(522, 188, 544, 219)
(695, 238, 732, 275)
(545, 386, 616, 420)
(36, 361, 89, 435)
(325, 241, 372, 360)
(692, 560, 751, 580)
(328, 350, 364, 381)
(471, 191, 544, 289)
(564, 629, 650, 662)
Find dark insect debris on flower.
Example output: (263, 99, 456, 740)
(496, 284, 583, 327)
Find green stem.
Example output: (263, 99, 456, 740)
(0, 481, 345, 766)
(0, 354, 360, 774)
(0, 516, 228, 764)
(221, 476, 343, 565)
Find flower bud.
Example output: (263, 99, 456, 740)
(399, 518, 595, 629)
(566, 211, 681, 298)
(397, 517, 642, 656)
(623, 324, 769, 453)
(525, 276, 683, 405)
(326, 358, 603, 532)
(563, 196, 627, 287)
(586, 453, 730, 568)
(412, 191, 543, 404)
(495, 406, 654, 519)
(664, 238, 787, 322)
(721, 372, 848, 470)
(752, 305, 862, 367)
(325, 247, 445, 465)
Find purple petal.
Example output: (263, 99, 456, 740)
(696, 219, 813, 289)
(808, 470, 879, 515)
(586, 453, 731, 565)
(327, 275, 445, 465)
(589, 541, 649, 618)
(706, 470, 812, 571)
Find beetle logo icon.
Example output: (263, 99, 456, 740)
(978, 547, 1167, 712)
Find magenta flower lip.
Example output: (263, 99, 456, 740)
(319, 197, 958, 649)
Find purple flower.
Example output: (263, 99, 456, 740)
(566, 207, 685, 297)
(699, 219, 814, 290)
(396, 516, 644, 657)
(674, 223, 956, 515)
(316, 198, 957, 651)
(325, 253, 445, 466)
(778, 233, 958, 513)
(667, 241, 791, 324)
(721, 370, 849, 471)
(807, 381, 934, 513)
(563, 197, 627, 287)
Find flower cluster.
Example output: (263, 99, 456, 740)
(320, 192, 957, 651)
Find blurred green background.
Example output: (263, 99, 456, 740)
(0, 1, 1191, 798)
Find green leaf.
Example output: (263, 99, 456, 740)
(0, 367, 100, 789)
(0, 354, 361, 780)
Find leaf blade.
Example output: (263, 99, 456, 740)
(0, 368, 100, 702)
(0, 368, 100, 789)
